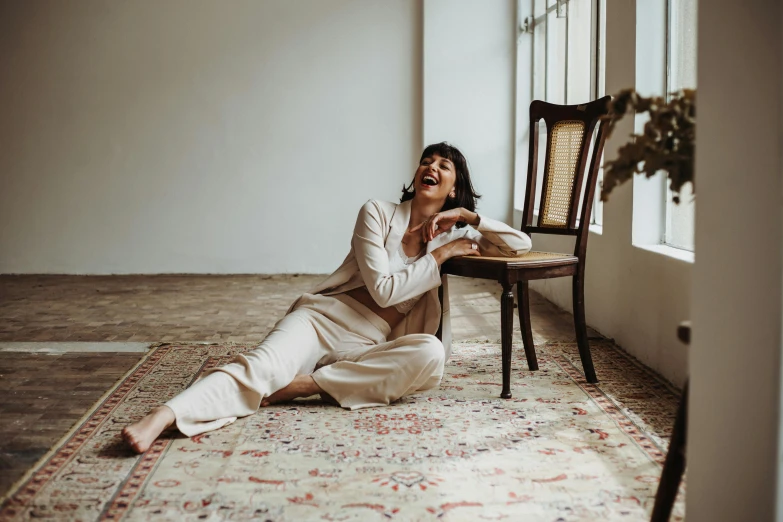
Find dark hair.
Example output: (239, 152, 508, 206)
(400, 142, 481, 228)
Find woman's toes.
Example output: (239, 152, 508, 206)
(122, 425, 151, 453)
(122, 430, 137, 451)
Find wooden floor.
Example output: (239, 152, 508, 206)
(0, 274, 601, 496)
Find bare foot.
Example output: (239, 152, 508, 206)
(261, 375, 322, 406)
(122, 406, 176, 454)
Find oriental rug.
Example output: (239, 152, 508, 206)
(0, 341, 685, 521)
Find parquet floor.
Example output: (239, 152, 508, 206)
(0, 352, 142, 493)
(0, 274, 600, 496)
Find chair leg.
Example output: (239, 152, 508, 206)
(436, 285, 444, 341)
(517, 281, 539, 371)
(573, 269, 598, 384)
(500, 283, 514, 399)
(651, 380, 688, 522)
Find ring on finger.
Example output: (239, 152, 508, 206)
(471, 243, 478, 250)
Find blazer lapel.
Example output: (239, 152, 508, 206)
(384, 199, 411, 257)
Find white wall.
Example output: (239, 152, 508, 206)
(0, 0, 422, 274)
(687, 1, 783, 520)
(514, 0, 691, 386)
(422, 0, 517, 225)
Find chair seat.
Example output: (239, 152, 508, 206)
(448, 251, 579, 269)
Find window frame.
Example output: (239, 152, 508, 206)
(520, 0, 605, 226)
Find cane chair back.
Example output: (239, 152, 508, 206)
(522, 97, 610, 257)
(539, 120, 586, 228)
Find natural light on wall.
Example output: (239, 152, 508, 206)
(521, 0, 605, 225)
(665, 0, 696, 251)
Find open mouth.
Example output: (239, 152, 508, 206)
(422, 174, 439, 186)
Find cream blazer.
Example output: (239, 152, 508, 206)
(292, 199, 532, 360)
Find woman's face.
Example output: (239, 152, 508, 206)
(413, 153, 457, 203)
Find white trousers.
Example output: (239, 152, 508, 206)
(165, 293, 446, 436)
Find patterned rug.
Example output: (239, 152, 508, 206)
(0, 341, 685, 521)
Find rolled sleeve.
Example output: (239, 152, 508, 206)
(468, 214, 532, 256)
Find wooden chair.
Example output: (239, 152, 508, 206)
(439, 96, 611, 398)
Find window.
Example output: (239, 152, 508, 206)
(592, 0, 605, 226)
(663, 0, 697, 251)
(519, 0, 605, 225)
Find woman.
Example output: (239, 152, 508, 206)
(123, 142, 532, 453)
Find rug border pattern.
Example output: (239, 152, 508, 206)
(99, 353, 231, 520)
(0, 346, 170, 519)
(553, 354, 666, 464)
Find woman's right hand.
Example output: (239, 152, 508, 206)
(431, 238, 481, 266)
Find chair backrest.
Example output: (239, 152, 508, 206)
(520, 96, 611, 259)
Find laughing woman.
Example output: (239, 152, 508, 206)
(123, 142, 532, 453)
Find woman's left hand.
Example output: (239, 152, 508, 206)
(411, 208, 476, 243)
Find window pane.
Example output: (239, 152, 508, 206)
(663, 0, 696, 250)
(566, 0, 592, 104)
(592, 164, 604, 225)
(592, 0, 606, 225)
(535, 122, 547, 216)
(665, 183, 695, 250)
(596, 0, 605, 98)
(532, 0, 547, 101)
(546, 9, 566, 104)
(668, 0, 697, 93)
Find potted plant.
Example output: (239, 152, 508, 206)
(600, 88, 696, 203)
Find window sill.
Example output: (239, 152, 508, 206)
(633, 243, 695, 263)
(523, 210, 604, 236)
(588, 223, 603, 235)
